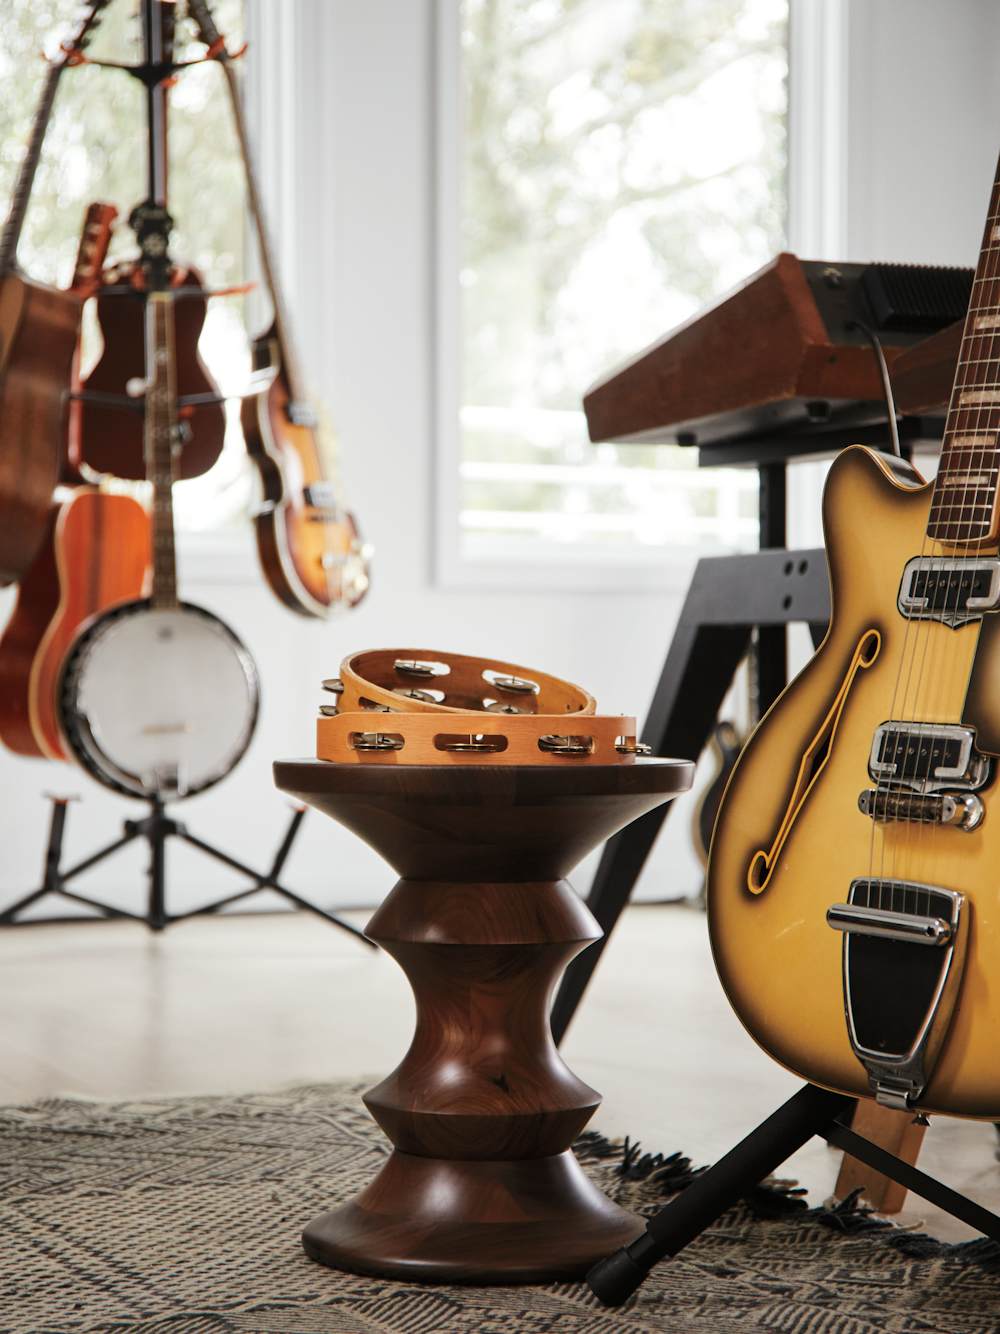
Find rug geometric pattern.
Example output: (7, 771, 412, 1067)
(1, 1082, 999, 1333)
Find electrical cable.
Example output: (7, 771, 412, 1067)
(848, 318, 902, 457)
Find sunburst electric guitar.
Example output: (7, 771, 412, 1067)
(708, 149, 1000, 1121)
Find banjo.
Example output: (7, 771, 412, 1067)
(59, 200, 259, 801)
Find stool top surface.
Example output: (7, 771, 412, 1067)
(274, 755, 694, 800)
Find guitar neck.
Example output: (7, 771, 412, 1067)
(216, 58, 308, 407)
(0, 63, 62, 275)
(928, 158, 1000, 546)
(145, 293, 179, 609)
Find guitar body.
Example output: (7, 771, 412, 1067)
(0, 273, 80, 583)
(243, 342, 367, 617)
(0, 490, 149, 759)
(708, 444, 1000, 1119)
(78, 265, 225, 481)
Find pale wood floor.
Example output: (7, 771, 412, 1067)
(0, 903, 996, 1242)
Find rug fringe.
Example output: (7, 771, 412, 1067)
(573, 1131, 1000, 1273)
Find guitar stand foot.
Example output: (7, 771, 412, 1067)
(586, 1080, 1000, 1305)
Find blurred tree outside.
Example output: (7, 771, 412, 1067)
(459, 0, 787, 551)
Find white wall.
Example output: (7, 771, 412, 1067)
(1, 0, 998, 922)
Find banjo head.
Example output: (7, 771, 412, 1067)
(59, 600, 260, 801)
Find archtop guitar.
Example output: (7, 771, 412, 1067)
(708, 147, 1000, 1120)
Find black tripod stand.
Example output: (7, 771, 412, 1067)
(588, 1082, 1000, 1305)
(0, 793, 373, 944)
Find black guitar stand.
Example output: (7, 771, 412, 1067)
(550, 416, 943, 1044)
(0, 793, 373, 944)
(588, 1081, 1000, 1305)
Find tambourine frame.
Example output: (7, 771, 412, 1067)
(335, 649, 597, 717)
(316, 709, 646, 765)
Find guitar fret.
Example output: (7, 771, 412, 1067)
(936, 473, 997, 487)
(928, 503, 996, 513)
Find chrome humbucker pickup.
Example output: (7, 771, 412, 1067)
(898, 556, 1000, 628)
(868, 722, 990, 792)
(828, 878, 968, 1108)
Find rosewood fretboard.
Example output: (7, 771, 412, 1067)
(928, 160, 1000, 546)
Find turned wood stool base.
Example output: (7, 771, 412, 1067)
(274, 759, 692, 1286)
(303, 1149, 643, 1283)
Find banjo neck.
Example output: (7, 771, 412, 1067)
(145, 291, 180, 610)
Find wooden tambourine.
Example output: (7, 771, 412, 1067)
(328, 649, 596, 716)
(317, 648, 648, 765)
(316, 709, 646, 765)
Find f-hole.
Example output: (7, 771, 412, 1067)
(747, 629, 881, 895)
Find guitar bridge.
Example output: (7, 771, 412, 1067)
(857, 787, 984, 829)
(827, 878, 968, 1108)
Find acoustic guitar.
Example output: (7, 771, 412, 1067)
(76, 0, 226, 484)
(0, 203, 149, 761)
(188, 0, 370, 618)
(708, 145, 1000, 1120)
(0, 0, 111, 584)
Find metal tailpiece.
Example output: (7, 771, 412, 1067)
(829, 878, 968, 1109)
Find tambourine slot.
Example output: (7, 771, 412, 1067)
(615, 736, 652, 756)
(350, 731, 405, 752)
(537, 734, 595, 757)
(360, 697, 395, 712)
(434, 732, 509, 754)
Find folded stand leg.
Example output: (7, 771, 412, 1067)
(587, 1083, 1000, 1307)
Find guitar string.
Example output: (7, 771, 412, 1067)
(892, 182, 1000, 920)
(871, 183, 999, 914)
(888, 273, 977, 909)
(916, 188, 1000, 906)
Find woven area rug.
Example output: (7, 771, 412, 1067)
(2, 1083, 1000, 1334)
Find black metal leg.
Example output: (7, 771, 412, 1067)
(550, 621, 750, 1044)
(550, 548, 831, 1045)
(0, 797, 72, 923)
(268, 806, 306, 879)
(0, 797, 368, 946)
(588, 1081, 1000, 1307)
(146, 799, 168, 931)
(755, 624, 787, 714)
(172, 808, 376, 947)
(588, 1085, 854, 1306)
(821, 1119, 1000, 1240)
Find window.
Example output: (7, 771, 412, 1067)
(445, 0, 788, 571)
(0, 0, 250, 530)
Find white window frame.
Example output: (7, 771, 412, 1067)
(432, 0, 847, 592)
